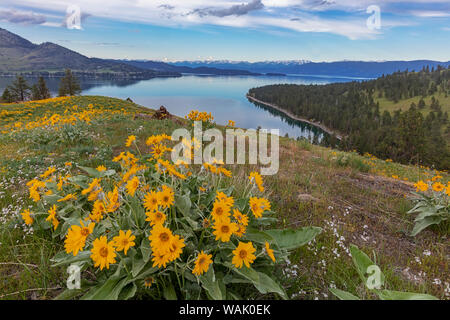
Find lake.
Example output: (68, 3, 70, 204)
(0, 74, 360, 140)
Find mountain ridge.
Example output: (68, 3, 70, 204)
(0, 28, 180, 79)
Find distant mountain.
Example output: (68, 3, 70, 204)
(0, 28, 180, 79)
(116, 59, 261, 76)
(172, 60, 450, 78)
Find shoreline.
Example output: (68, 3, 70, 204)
(246, 94, 343, 140)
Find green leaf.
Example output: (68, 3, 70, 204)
(350, 245, 385, 288)
(118, 282, 137, 300)
(140, 238, 152, 263)
(175, 193, 192, 217)
(411, 215, 444, 236)
(51, 251, 91, 267)
(78, 166, 115, 178)
(81, 276, 129, 300)
(329, 288, 360, 300)
(53, 288, 84, 300)
(377, 290, 438, 300)
(243, 228, 274, 244)
(162, 281, 178, 300)
(131, 254, 147, 278)
(199, 267, 224, 300)
(228, 264, 287, 299)
(265, 227, 322, 250)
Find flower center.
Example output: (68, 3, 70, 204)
(99, 247, 108, 257)
(239, 250, 247, 259)
(121, 239, 129, 246)
(159, 232, 170, 242)
(198, 257, 206, 265)
(81, 228, 90, 237)
(163, 196, 169, 203)
(216, 207, 223, 215)
(221, 225, 230, 234)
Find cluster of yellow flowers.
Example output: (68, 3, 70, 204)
(19, 107, 290, 301)
(1, 98, 132, 134)
(414, 176, 450, 196)
(203, 161, 232, 178)
(185, 110, 214, 122)
(249, 171, 264, 192)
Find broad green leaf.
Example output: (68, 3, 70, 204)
(350, 245, 385, 288)
(199, 267, 224, 300)
(51, 251, 91, 267)
(78, 166, 115, 178)
(118, 282, 137, 300)
(53, 288, 84, 300)
(329, 288, 360, 300)
(81, 276, 128, 300)
(175, 193, 192, 217)
(140, 238, 152, 262)
(377, 290, 438, 300)
(131, 254, 147, 278)
(243, 228, 274, 244)
(229, 264, 287, 299)
(265, 227, 322, 250)
(162, 281, 178, 300)
(411, 216, 443, 236)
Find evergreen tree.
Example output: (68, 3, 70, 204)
(1, 87, 13, 103)
(58, 69, 81, 96)
(31, 77, 51, 100)
(8, 75, 31, 101)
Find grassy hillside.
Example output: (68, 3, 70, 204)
(0, 96, 448, 300)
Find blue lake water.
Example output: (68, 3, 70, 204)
(0, 74, 360, 140)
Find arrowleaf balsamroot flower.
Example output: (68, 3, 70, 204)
(90, 236, 117, 270)
(432, 182, 445, 192)
(125, 135, 136, 147)
(65, 220, 95, 256)
(21, 209, 33, 225)
(233, 209, 249, 226)
(148, 224, 174, 255)
(232, 242, 256, 268)
(249, 171, 264, 193)
(193, 251, 213, 276)
(414, 180, 428, 192)
(265, 242, 276, 262)
(211, 199, 231, 222)
(126, 176, 140, 196)
(145, 210, 166, 226)
(143, 190, 159, 212)
(249, 197, 271, 218)
(213, 217, 238, 242)
(158, 185, 174, 209)
(46, 205, 59, 230)
(112, 230, 136, 255)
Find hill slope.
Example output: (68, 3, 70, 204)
(0, 96, 448, 300)
(0, 28, 180, 78)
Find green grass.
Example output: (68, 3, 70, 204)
(376, 91, 450, 115)
(0, 96, 448, 300)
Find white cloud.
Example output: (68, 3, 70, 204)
(410, 10, 450, 18)
(0, 0, 446, 39)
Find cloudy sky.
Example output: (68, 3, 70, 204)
(0, 0, 449, 62)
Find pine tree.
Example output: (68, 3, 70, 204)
(58, 69, 81, 96)
(31, 77, 51, 100)
(8, 75, 31, 101)
(1, 87, 13, 103)
(38, 77, 51, 99)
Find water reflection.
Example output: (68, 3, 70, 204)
(0, 74, 357, 141)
